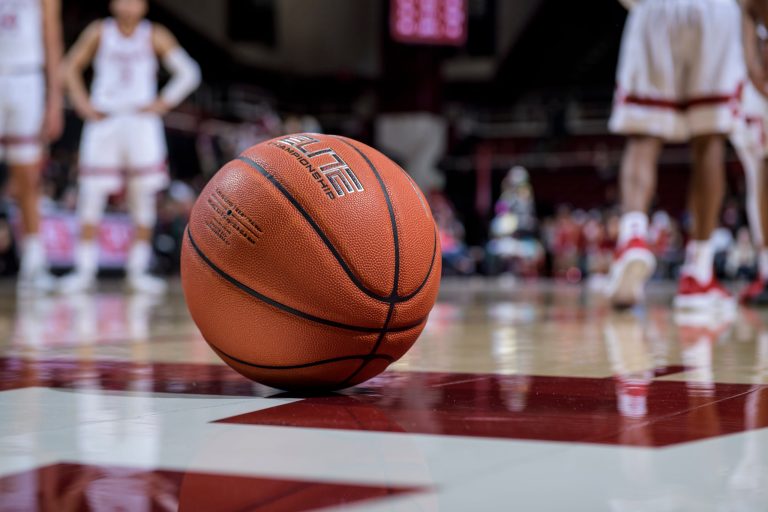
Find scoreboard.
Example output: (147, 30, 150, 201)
(390, 0, 468, 46)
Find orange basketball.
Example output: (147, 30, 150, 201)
(180, 133, 441, 391)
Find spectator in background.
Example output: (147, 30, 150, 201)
(727, 227, 757, 280)
(154, 180, 195, 275)
(432, 193, 475, 275)
(487, 166, 543, 276)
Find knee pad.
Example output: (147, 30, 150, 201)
(127, 177, 165, 228)
(77, 178, 118, 225)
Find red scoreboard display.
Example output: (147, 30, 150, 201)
(391, 0, 468, 46)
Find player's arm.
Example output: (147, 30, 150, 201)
(62, 20, 104, 121)
(41, 0, 64, 141)
(743, 0, 768, 97)
(143, 24, 201, 115)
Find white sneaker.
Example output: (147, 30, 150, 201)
(127, 273, 167, 295)
(673, 275, 737, 312)
(17, 269, 56, 295)
(605, 237, 656, 308)
(58, 272, 96, 294)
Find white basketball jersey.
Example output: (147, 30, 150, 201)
(91, 18, 158, 113)
(0, 0, 44, 70)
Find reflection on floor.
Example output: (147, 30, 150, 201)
(1, 278, 767, 511)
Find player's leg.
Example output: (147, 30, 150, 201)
(620, 137, 661, 214)
(59, 118, 121, 293)
(673, 0, 742, 310)
(676, 134, 726, 288)
(606, 136, 662, 307)
(124, 113, 169, 295)
(759, 158, 768, 273)
(741, 153, 768, 303)
(732, 91, 768, 304)
(8, 160, 48, 287)
(605, 1, 679, 308)
(7, 73, 53, 292)
(673, 138, 733, 310)
(125, 176, 166, 294)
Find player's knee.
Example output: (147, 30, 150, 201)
(625, 136, 662, 159)
(128, 183, 159, 228)
(691, 134, 725, 162)
(77, 181, 111, 225)
(8, 163, 41, 197)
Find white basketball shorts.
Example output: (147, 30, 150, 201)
(0, 71, 44, 165)
(78, 112, 169, 195)
(609, 0, 745, 142)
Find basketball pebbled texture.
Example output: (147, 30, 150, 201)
(181, 133, 441, 390)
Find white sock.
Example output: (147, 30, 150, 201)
(74, 241, 99, 278)
(618, 211, 648, 246)
(20, 234, 45, 276)
(127, 241, 152, 278)
(759, 248, 768, 280)
(682, 240, 714, 284)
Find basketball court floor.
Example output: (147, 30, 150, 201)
(1, 278, 767, 510)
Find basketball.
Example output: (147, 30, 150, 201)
(180, 133, 441, 391)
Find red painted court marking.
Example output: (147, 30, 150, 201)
(0, 463, 424, 512)
(1, 358, 766, 447)
(217, 372, 768, 447)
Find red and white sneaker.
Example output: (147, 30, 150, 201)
(673, 275, 736, 311)
(605, 237, 656, 308)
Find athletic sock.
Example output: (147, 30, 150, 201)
(74, 241, 99, 279)
(127, 241, 152, 278)
(681, 240, 714, 284)
(20, 234, 45, 276)
(618, 211, 649, 246)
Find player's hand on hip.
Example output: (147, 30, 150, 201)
(140, 99, 171, 116)
(75, 101, 106, 122)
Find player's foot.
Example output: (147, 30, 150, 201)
(58, 273, 96, 294)
(740, 278, 768, 306)
(673, 275, 736, 311)
(127, 273, 167, 295)
(17, 269, 56, 295)
(605, 237, 656, 308)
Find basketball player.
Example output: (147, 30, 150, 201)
(0, 0, 64, 292)
(731, 82, 768, 304)
(606, 0, 744, 309)
(735, 1, 768, 304)
(61, 0, 200, 294)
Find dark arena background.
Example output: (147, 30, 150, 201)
(1, 1, 767, 511)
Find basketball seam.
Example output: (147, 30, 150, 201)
(333, 137, 401, 299)
(235, 154, 433, 304)
(186, 228, 425, 333)
(398, 227, 439, 301)
(235, 155, 392, 303)
(333, 137, 402, 386)
(333, 137, 437, 301)
(209, 341, 395, 370)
